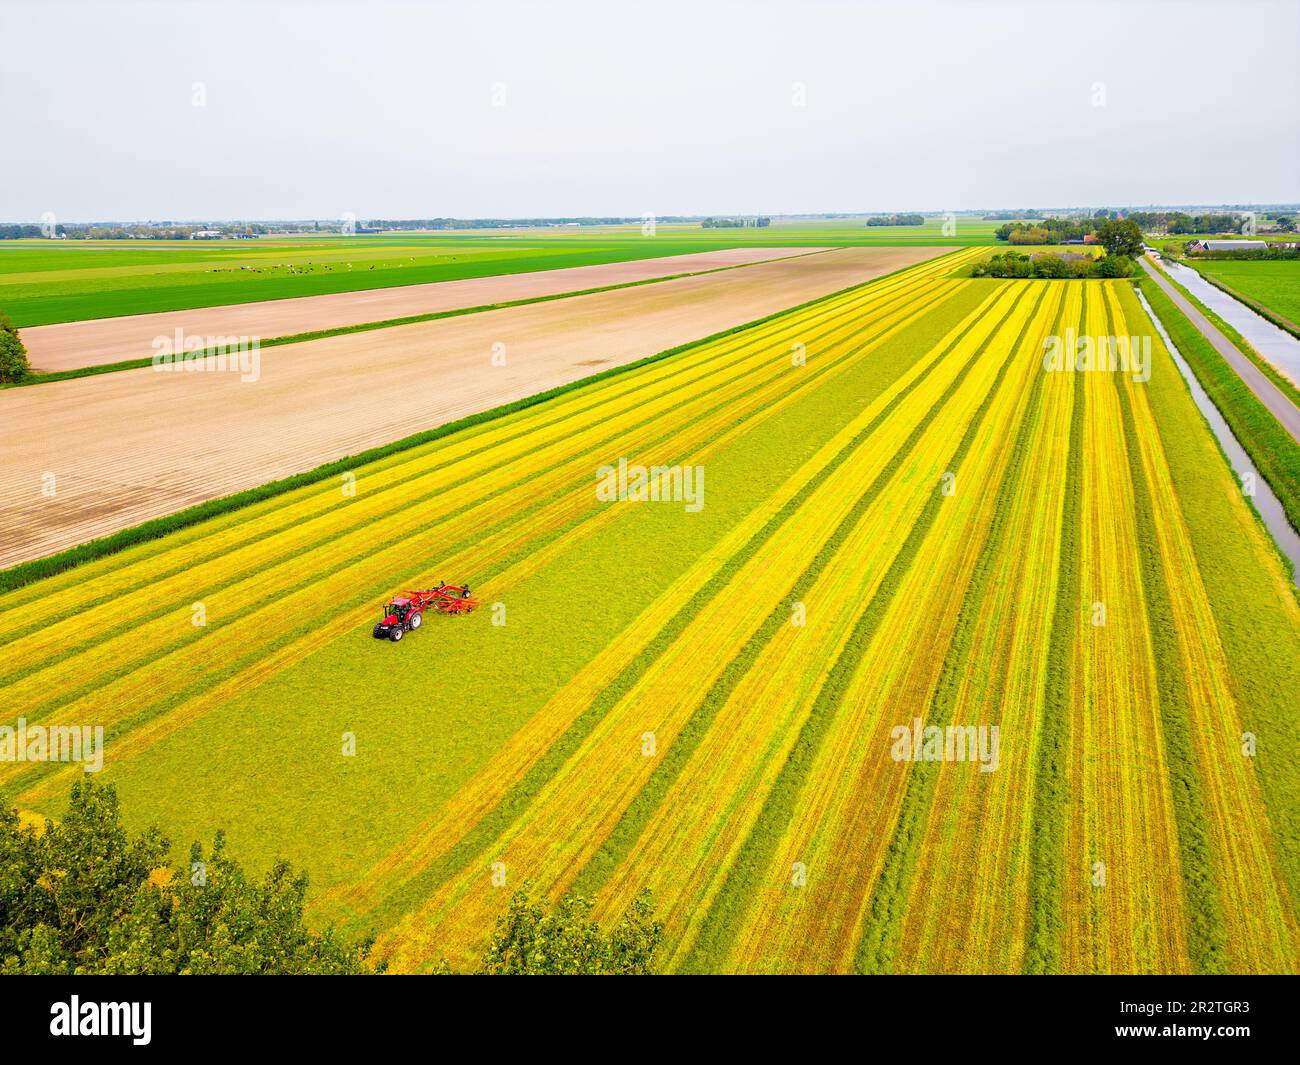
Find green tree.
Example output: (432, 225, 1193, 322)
(0, 313, 30, 383)
(470, 884, 663, 974)
(1095, 253, 1135, 278)
(1095, 218, 1144, 258)
(0, 781, 374, 974)
(1030, 254, 1070, 279)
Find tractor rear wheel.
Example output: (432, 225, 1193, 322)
(389, 626, 404, 642)
(409, 612, 422, 630)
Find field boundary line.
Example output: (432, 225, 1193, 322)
(0, 262, 946, 616)
(4, 247, 841, 385)
(0, 270, 949, 682)
(0, 249, 975, 593)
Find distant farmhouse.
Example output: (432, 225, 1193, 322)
(701, 217, 771, 228)
(1185, 239, 1262, 252)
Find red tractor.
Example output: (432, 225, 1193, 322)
(372, 583, 478, 641)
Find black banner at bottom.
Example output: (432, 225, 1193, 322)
(2, 973, 1292, 1051)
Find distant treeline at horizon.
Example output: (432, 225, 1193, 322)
(3, 206, 1298, 240)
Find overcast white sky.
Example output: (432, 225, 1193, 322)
(1, 0, 1296, 221)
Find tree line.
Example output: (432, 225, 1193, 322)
(976, 219, 1144, 278)
(972, 250, 1136, 279)
(866, 213, 925, 226)
(1122, 211, 1250, 234)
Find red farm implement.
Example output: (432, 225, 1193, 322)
(372, 583, 478, 641)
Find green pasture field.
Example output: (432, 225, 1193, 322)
(0, 218, 998, 327)
(0, 237, 735, 327)
(1186, 258, 1300, 328)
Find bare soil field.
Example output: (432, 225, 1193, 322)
(0, 246, 948, 566)
(20, 247, 821, 372)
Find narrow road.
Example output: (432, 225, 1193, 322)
(1140, 255, 1300, 444)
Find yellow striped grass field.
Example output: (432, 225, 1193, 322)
(1, 248, 1296, 973)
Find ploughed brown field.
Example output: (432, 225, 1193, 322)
(0, 246, 948, 567)
(21, 247, 823, 372)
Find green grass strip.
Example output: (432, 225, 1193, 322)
(852, 285, 1056, 974)
(1104, 296, 1229, 974)
(678, 286, 1039, 974)
(1022, 290, 1086, 974)
(1136, 277, 1300, 537)
(0, 255, 960, 595)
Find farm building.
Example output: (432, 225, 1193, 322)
(1185, 239, 1262, 252)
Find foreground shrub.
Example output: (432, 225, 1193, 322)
(440, 884, 663, 974)
(0, 313, 29, 383)
(0, 780, 375, 974)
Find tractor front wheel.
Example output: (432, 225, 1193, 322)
(389, 626, 404, 642)
(408, 612, 423, 630)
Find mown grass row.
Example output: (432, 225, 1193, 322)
(358, 285, 995, 933)
(0, 255, 969, 594)
(1136, 276, 1300, 538)
(851, 284, 1057, 974)
(678, 287, 1034, 973)
(567, 287, 1032, 907)
(1105, 293, 1229, 974)
(1135, 287, 1300, 943)
(1022, 290, 1086, 975)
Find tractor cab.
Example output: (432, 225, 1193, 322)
(374, 597, 421, 641)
